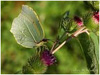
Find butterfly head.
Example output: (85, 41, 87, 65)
(42, 38, 49, 43)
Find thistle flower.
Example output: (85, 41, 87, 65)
(74, 16, 83, 26)
(41, 50, 56, 66)
(93, 11, 99, 24)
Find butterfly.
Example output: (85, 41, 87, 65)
(10, 5, 47, 48)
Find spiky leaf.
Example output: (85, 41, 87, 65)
(60, 11, 77, 33)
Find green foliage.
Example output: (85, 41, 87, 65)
(78, 33, 99, 74)
(89, 32, 99, 63)
(84, 1, 99, 11)
(60, 11, 77, 34)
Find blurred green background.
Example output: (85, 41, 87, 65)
(1, 1, 97, 74)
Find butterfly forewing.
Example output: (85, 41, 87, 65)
(10, 5, 44, 48)
(22, 5, 44, 41)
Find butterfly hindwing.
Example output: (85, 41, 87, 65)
(10, 5, 44, 48)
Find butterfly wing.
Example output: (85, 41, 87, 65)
(10, 5, 44, 48)
(21, 5, 44, 41)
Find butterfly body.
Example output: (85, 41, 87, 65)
(36, 39, 48, 47)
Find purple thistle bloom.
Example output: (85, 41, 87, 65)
(74, 16, 83, 26)
(41, 50, 56, 66)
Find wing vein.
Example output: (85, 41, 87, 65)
(14, 19, 35, 44)
(22, 16, 37, 43)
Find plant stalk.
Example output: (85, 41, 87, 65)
(52, 26, 89, 54)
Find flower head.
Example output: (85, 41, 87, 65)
(74, 16, 83, 26)
(93, 11, 99, 24)
(41, 50, 56, 66)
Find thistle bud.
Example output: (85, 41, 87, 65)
(41, 50, 56, 66)
(74, 16, 83, 26)
(93, 11, 99, 24)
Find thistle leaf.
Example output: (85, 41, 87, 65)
(89, 32, 99, 63)
(78, 33, 99, 74)
(60, 11, 77, 33)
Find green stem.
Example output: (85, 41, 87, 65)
(52, 35, 73, 54)
(59, 31, 67, 42)
(51, 31, 67, 52)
